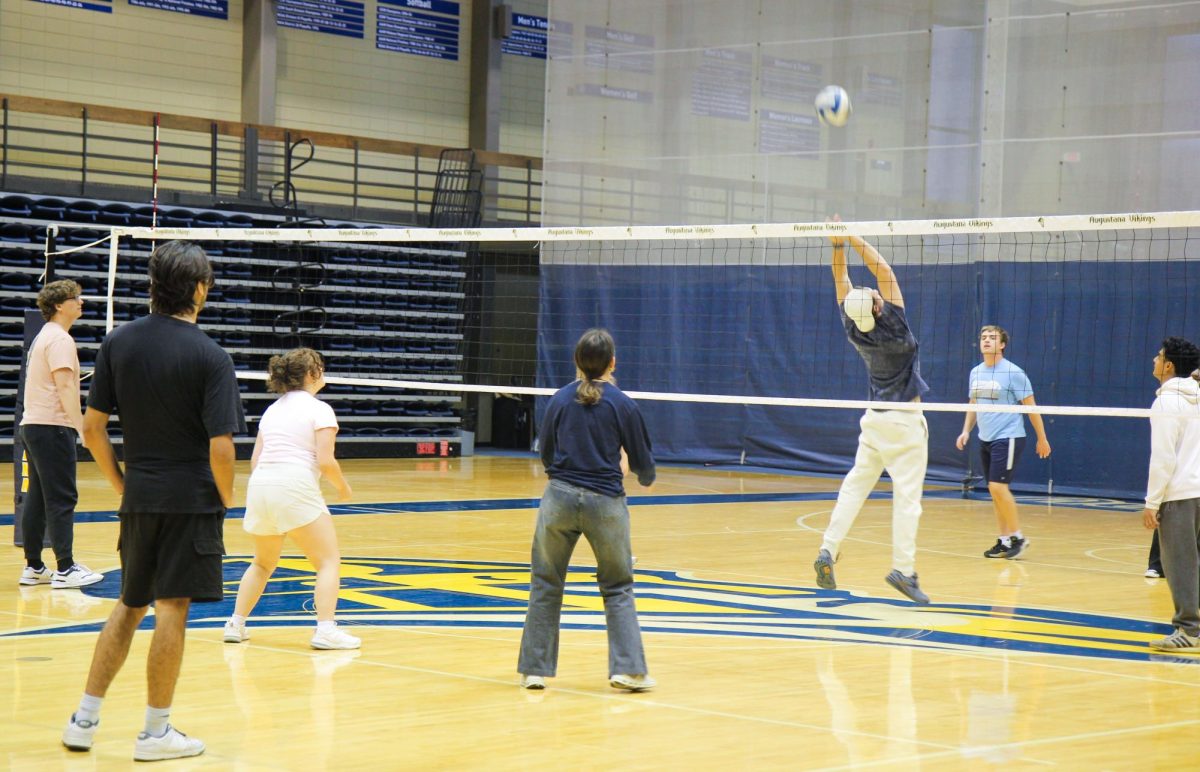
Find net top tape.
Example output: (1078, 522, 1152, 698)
(114, 210, 1200, 243)
(236, 372, 1170, 419)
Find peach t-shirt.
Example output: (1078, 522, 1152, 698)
(20, 322, 79, 427)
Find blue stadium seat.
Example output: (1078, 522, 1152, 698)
(98, 203, 133, 226)
(65, 200, 100, 223)
(1, 297, 31, 313)
(0, 223, 32, 243)
(131, 207, 156, 227)
(0, 195, 32, 217)
(63, 228, 101, 246)
(66, 252, 102, 271)
(0, 249, 36, 267)
(31, 198, 67, 220)
(194, 211, 227, 228)
(160, 209, 193, 227)
(0, 273, 36, 291)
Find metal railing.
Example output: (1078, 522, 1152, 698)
(0, 95, 542, 225)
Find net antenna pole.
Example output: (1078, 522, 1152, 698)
(152, 112, 160, 231)
(42, 225, 57, 283)
(106, 233, 119, 334)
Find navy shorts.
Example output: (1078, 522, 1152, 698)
(979, 437, 1026, 485)
(117, 512, 226, 607)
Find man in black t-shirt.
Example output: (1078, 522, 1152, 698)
(62, 241, 245, 762)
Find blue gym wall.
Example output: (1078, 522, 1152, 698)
(538, 257, 1200, 500)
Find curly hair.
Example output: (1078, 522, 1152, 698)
(36, 279, 82, 321)
(266, 348, 325, 394)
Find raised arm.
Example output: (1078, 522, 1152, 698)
(831, 237, 852, 305)
(849, 236, 904, 308)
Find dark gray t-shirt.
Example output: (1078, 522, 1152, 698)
(841, 302, 930, 403)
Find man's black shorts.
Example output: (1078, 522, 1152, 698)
(117, 512, 226, 607)
(979, 436, 1026, 485)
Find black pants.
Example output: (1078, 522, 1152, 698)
(20, 424, 78, 571)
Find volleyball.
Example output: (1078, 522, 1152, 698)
(815, 85, 852, 127)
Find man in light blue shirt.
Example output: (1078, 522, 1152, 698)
(956, 326, 1051, 559)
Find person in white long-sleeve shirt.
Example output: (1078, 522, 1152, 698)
(1141, 337, 1200, 651)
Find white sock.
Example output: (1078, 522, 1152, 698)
(77, 693, 103, 724)
(230, 614, 246, 626)
(1012, 531, 1024, 541)
(999, 535, 1012, 546)
(317, 620, 337, 634)
(144, 705, 170, 738)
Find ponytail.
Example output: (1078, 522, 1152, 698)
(575, 370, 604, 406)
(573, 328, 615, 406)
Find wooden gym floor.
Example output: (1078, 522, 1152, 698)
(1, 454, 1198, 770)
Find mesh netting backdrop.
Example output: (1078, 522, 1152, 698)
(537, 224, 1200, 498)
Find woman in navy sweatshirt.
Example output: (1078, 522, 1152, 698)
(518, 328, 657, 692)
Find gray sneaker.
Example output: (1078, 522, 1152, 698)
(1150, 629, 1200, 651)
(814, 549, 836, 590)
(885, 569, 930, 605)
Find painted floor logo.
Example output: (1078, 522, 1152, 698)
(5, 557, 1185, 663)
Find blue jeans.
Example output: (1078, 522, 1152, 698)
(518, 479, 648, 677)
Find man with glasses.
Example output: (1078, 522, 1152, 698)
(18, 280, 103, 589)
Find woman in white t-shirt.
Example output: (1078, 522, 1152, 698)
(223, 348, 359, 650)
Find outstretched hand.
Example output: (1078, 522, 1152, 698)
(827, 214, 846, 248)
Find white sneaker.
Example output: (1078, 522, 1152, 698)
(223, 620, 249, 643)
(51, 564, 104, 589)
(1145, 568, 1163, 579)
(609, 673, 657, 692)
(62, 713, 99, 751)
(520, 674, 546, 690)
(19, 565, 53, 586)
(133, 725, 205, 761)
(310, 627, 361, 650)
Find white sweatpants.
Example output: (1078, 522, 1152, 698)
(821, 409, 929, 575)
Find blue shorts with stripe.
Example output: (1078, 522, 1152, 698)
(980, 437, 1026, 485)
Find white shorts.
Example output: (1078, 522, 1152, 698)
(244, 464, 328, 536)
